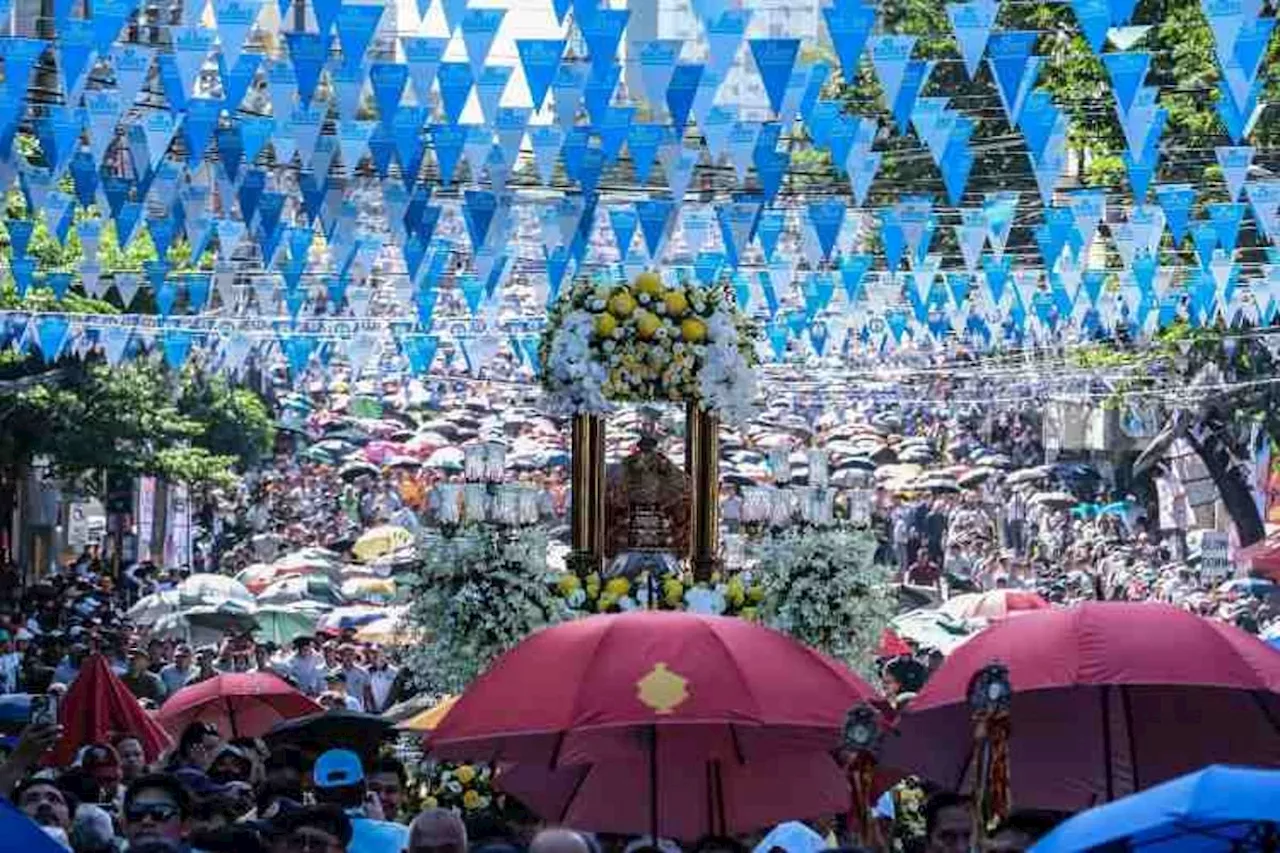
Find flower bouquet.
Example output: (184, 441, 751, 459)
(539, 272, 759, 424)
(551, 570, 765, 619)
(419, 762, 494, 814)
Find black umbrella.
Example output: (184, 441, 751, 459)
(264, 710, 393, 759)
(339, 462, 378, 481)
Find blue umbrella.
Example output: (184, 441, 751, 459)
(1031, 765, 1280, 852)
(0, 798, 69, 852)
(1267, 637, 1280, 654)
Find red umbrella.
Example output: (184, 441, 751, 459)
(881, 602, 1280, 811)
(430, 611, 879, 839)
(157, 673, 321, 739)
(49, 655, 172, 766)
(938, 590, 1050, 621)
(876, 628, 914, 658)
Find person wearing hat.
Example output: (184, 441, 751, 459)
(160, 644, 196, 695)
(122, 647, 167, 705)
(320, 670, 362, 711)
(312, 749, 408, 853)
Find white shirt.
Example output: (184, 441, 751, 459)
(367, 665, 399, 712)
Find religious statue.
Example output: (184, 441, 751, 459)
(603, 434, 691, 577)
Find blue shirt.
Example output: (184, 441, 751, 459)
(349, 815, 409, 853)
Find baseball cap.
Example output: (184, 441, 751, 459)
(312, 749, 364, 789)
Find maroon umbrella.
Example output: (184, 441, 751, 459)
(882, 602, 1280, 811)
(157, 673, 320, 739)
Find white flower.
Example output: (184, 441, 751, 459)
(638, 293, 651, 304)
(602, 340, 616, 352)
(591, 299, 606, 311)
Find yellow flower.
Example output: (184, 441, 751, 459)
(634, 270, 664, 297)
(681, 318, 707, 342)
(423, 796, 438, 809)
(726, 577, 745, 608)
(557, 574, 582, 596)
(462, 789, 483, 810)
(740, 606, 758, 621)
(748, 584, 766, 603)
(454, 765, 477, 786)
(605, 577, 631, 597)
(663, 290, 689, 317)
(585, 573, 601, 599)
(663, 578, 684, 607)
(608, 290, 637, 317)
(597, 592, 618, 611)
(594, 312, 618, 338)
(635, 310, 661, 339)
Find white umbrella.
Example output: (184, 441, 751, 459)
(126, 590, 181, 626)
(177, 574, 253, 607)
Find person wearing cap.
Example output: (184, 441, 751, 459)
(321, 670, 362, 711)
(312, 749, 408, 853)
(160, 645, 196, 695)
(122, 648, 167, 705)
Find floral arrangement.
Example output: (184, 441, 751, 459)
(539, 272, 759, 424)
(757, 528, 896, 680)
(551, 570, 765, 618)
(403, 525, 561, 693)
(417, 761, 496, 814)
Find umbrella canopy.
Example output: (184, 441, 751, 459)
(151, 602, 259, 645)
(50, 655, 172, 765)
(0, 799, 71, 853)
(889, 609, 979, 655)
(339, 461, 379, 481)
(882, 602, 1280, 811)
(399, 695, 459, 732)
(1006, 467, 1050, 486)
(258, 575, 346, 606)
(352, 525, 415, 562)
(126, 590, 182, 626)
(158, 673, 321, 739)
(254, 603, 328, 645)
(430, 611, 878, 838)
(937, 590, 1051, 621)
(264, 710, 394, 759)
(426, 446, 465, 471)
(317, 605, 388, 633)
(1031, 765, 1280, 853)
(1029, 490, 1077, 508)
(177, 574, 253, 607)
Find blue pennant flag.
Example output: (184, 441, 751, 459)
(437, 62, 474, 125)
(336, 4, 385, 68)
(1216, 145, 1254, 203)
(1102, 51, 1150, 117)
(581, 8, 629, 69)
(284, 32, 327, 105)
(1154, 183, 1195, 245)
(517, 39, 563, 111)
(983, 254, 1012, 303)
(807, 199, 845, 261)
(987, 31, 1040, 124)
(370, 62, 409, 124)
(430, 124, 466, 185)
(749, 38, 800, 115)
(182, 97, 223, 167)
(891, 60, 934, 131)
(221, 52, 262, 111)
(36, 315, 71, 362)
(6, 219, 33, 257)
(718, 201, 760, 269)
(823, 0, 875, 83)
(635, 198, 674, 260)
(609, 206, 637, 261)
(840, 254, 872, 303)
(947, 0, 997, 79)
(755, 208, 784, 261)
(1207, 202, 1245, 254)
(627, 123, 667, 184)
(463, 190, 498, 250)
(666, 63, 703, 136)
(868, 35, 916, 111)
(1070, 0, 1110, 54)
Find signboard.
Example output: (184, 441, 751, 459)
(1200, 531, 1231, 580)
(136, 476, 156, 562)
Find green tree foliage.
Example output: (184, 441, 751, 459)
(0, 360, 273, 491)
(177, 372, 277, 471)
(811, 0, 1279, 203)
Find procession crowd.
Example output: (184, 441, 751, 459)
(0, 380, 1271, 853)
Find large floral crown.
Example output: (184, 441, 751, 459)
(538, 271, 759, 424)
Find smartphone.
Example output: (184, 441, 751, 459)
(29, 694, 57, 726)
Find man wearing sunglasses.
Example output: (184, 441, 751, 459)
(122, 773, 191, 851)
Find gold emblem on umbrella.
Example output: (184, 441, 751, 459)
(636, 663, 689, 715)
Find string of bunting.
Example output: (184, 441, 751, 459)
(0, 0, 1272, 379)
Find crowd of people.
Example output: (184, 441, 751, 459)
(0, 377, 1273, 852)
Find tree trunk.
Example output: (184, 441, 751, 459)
(1185, 423, 1266, 547)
